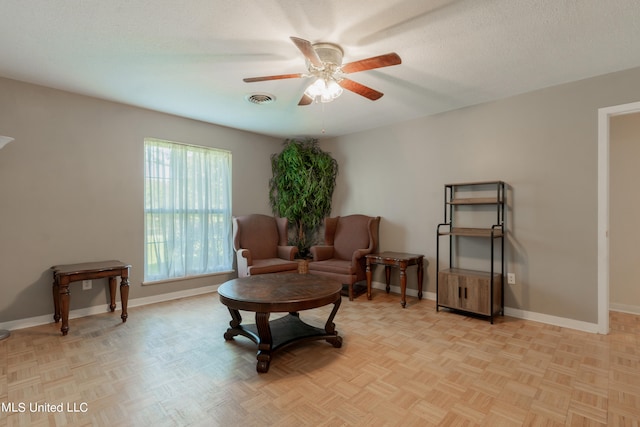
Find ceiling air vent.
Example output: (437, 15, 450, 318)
(246, 93, 276, 105)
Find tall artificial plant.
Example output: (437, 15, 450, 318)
(269, 138, 338, 256)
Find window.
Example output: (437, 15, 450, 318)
(144, 138, 232, 282)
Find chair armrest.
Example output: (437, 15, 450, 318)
(277, 245, 299, 261)
(352, 248, 373, 264)
(238, 248, 252, 264)
(236, 248, 252, 277)
(310, 245, 334, 261)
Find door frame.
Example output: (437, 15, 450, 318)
(597, 100, 640, 334)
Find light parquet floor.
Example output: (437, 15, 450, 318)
(0, 289, 639, 426)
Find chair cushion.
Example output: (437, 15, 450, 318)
(308, 259, 355, 275)
(247, 258, 299, 275)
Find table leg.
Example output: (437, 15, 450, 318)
(385, 266, 391, 293)
(417, 258, 424, 300)
(52, 278, 61, 323)
(59, 281, 70, 336)
(366, 259, 372, 300)
(223, 308, 262, 346)
(324, 297, 343, 348)
(108, 277, 117, 312)
(120, 275, 129, 322)
(224, 308, 243, 340)
(400, 265, 407, 308)
(254, 312, 272, 373)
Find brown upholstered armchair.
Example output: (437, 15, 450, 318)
(308, 214, 380, 300)
(233, 214, 299, 277)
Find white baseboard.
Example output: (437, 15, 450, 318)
(610, 303, 640, 315)
(3, 281, 613, 335)
(371, 281, 600, 333)
(502, 307, 599, 333)
(370, 281, 435, 301)
(0, 284, 220, 332)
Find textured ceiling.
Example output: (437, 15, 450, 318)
(1, 0, 640, 138)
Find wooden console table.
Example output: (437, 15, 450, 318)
(365, 252, 424, 308)
(51, 260, 130, 336)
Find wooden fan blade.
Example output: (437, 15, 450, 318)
(290, 36, 323, 68)
(341, 53, 401, 74)
(339, 78, 384, 101)
(243, 73, 304, 83)
(298, 93, 313, 106)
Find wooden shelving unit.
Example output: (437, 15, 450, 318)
(436, 181, 505, 323)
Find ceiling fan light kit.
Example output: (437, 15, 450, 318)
(302, 42, 344, 103)
(243, 36, 401, 106)
(304, 77, 343, 103)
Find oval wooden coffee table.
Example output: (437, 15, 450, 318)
(218, 273, 343, 373)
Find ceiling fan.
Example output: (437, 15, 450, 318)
(243, 37, 402, 105)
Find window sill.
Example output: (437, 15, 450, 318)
(142, 270, 235, 286)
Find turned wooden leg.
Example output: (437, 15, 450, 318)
(119, 274, 129, 322)
(366, 261, 372, 300)
(417, 258, 424, 300)
(52, 277, 61, 323)
(385, 266, 391, 293)
(108, 277, 117, 312)
(60, 282, 70, 336)
(400, 265, 407, 308)
(254, 312, 272, 373)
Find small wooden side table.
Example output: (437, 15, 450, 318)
(365, 252, 424, 308)
(51, 260, 130, 336)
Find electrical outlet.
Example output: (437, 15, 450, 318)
(82, 280, 92, 290)
(507, 273, 516, 285)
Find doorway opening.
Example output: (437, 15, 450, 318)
(597, 100, 640, 334)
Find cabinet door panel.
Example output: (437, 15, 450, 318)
(438, 272, 459, 308)
(460, 276, 490, 315)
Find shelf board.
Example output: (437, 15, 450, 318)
(448, 197, 502, 205)
(439, 227, 504, 237)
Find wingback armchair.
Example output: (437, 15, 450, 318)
(233, 214, 299, 277)
(308, 214, 380, 300)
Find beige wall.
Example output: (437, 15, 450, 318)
(0, 77, 280, 323)
(321, 66, 640, 324)
(610, 112, 640, 312)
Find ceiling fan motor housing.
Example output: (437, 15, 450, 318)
(311, 43, 344, 68)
